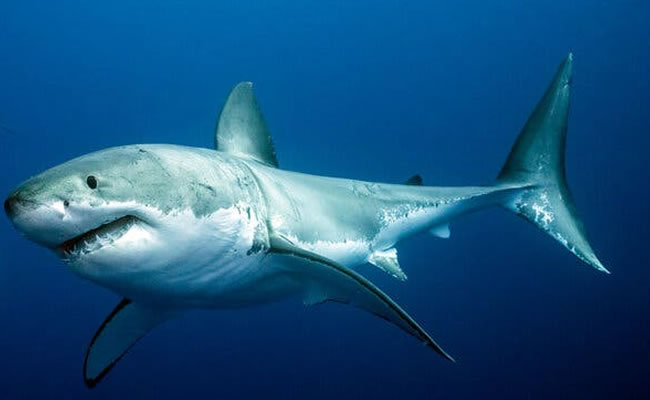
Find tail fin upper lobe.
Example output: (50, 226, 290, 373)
(498, 53, 608, 273)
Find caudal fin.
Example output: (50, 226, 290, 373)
(498, 53, 609, 273)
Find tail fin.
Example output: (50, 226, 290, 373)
(498, 53, 609, 273)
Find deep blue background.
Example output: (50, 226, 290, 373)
(1, 1, 649, 398)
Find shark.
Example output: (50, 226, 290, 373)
(4, 53, 608, 387)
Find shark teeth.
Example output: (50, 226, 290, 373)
(58, 216, 138, 259)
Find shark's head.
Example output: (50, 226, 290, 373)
(5, 147, 155, 252)
(4, 144, 263, 298)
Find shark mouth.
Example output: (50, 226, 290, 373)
(58, 215, 140, 259)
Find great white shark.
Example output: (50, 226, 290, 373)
(4, 54, 608, 387)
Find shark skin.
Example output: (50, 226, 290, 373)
(3, 54, 608, 387)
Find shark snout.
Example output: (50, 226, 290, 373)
(4, 191, 40, 220)
(4, 189, 68, 248)
(4, 196, 11, 217)
(4, 192, 20, 219)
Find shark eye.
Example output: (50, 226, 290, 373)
(86, 175, 98, 189)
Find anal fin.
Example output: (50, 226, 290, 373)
(430, 223, 451, 239)
(368, 248, 407, 281)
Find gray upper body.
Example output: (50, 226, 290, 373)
(7, 140, 507, 302)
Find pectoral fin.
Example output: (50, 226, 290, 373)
(269, 235, 454, 361)
(84, 299, 176, 388)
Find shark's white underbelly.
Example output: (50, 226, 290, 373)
(277, 233, 371, 267)
(65, 201, 299, 308)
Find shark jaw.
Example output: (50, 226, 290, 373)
(57, 215, 143, 261)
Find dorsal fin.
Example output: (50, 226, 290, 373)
(404, 174, 423, 186)
(215, 82, 279, 167)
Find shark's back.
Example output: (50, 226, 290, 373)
(244, 160, 507, 271)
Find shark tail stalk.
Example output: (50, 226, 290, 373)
(497, 53, 608, 273)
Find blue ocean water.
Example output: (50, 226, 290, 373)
(1, 1, 649, 398)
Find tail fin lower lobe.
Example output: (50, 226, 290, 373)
(498, 53, 608, 273)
